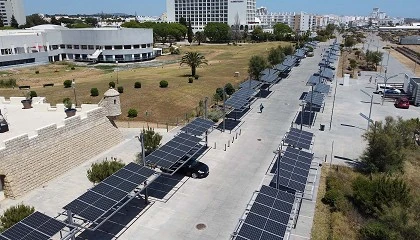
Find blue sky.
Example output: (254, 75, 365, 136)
(23, 0, 419, 18)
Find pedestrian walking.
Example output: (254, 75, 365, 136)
(375, 77, 377, 84)
(369, 76, 372, 83)
(259, 103, 264, 113)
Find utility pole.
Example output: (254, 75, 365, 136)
(223, 87, 226, 132)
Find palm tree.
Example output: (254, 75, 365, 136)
(180, 52, 208, 77)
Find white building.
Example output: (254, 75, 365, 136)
(256, 7, 296, 30)
(0, 0, 25, 26)
(0, 25, 155, 68)
(166, 0, 257, 32)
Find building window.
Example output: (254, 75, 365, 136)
(88, 45, 94, 50)
(104, 46, 112, 50)
(114, 45, 123, 50)
(66, 45, 72, 49)
(124, 45, 132, 49)
(114, 100, 116, 104)
(74, 45, 80, 49)
(60, 44, 65, 49)
(133, 45, 140, 49)
(81, 45, 87, 50)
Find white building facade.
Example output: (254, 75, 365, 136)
(0, 0, 25, 26)
(0, 25, 155, 68)
(166, 0, 257, 31)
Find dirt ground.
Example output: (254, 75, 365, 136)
(389, 49, 419, 77)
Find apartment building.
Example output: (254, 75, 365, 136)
(256, 7, 296, 29)
(0, 0, 25, 26)
(166, 0, 257, 32)
(0, 25, 155, 68)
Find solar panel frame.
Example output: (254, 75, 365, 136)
(180, 118, 214, 136)
(314, 83, 331, 93)
(304, 91, 325, 106)
(240, 80, 261, 89)
(284, 128, 314, 150)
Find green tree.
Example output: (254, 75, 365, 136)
(50, 16, 60, 25)
(141, 127, 163, 156)
(204, 22, 231, 43)
(87, 159, 125, 184)
(267, 46, 285, 66)
(180, 52, 208, 77)
(0, 204, 35, 232)
(85, 17, 98, 27)
(121, 20, 141, 28)
(10, 15, 18, 28)
(0, 16, 4, 28)
(187, 18, 193, 44)
(128, 108, 138, 118)
(349, 59, 358, 76)
(194, 31, 206, 45)
(273, 23, 293, 40)
(360, 221, 401, 240)
(366, 50, 383, 71)
(224, 83, 235, 95)
(251, 26, 264, 42)
(178, 16, 187, 27)
(248, 55, 267, 80)
(214, 88, 224, 104)
(23, 14, 48, 28)
(344, 37, 356, 49)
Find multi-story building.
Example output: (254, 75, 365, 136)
(0, 0, 25, 26)
(0, 25, 155, 68)
(166, 0, 257, 32)
(256, 7, 296, 30)
(293, 12, 316, 32)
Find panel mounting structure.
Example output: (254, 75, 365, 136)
(284, 128, 314, 150)
(180, 118, 214, 136)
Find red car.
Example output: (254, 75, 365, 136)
(394, 97, 410, 109)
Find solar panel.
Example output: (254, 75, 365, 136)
(274, 63, 289, 73)
(307, 75, 322, 85)
(320, 68, 334, 80)
(145, 133, 202, 169)
(270, 147, 314, 192)
(284, 128, 314, 150)
(226, 88, 257, 110)
(314, 83, 330, 93)
(260, 68, 278, 83)
(235, 185, 295, 240)
(304, 91, 324, 106)
(294, 49, 306, 58)
(0, 211, 66, 240)
(180, 118, 214, 136)
(282, 55, 296, 67)
(240, 80, 261, 89)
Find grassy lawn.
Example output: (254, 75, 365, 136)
(0, 42, 286, 122)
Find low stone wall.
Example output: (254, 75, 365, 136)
(0, 107, 123, 198)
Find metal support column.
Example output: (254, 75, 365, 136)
(141, 133, 148, 204)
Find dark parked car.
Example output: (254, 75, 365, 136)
(178, 160, 209, 178)
(394, 97, 410, 109)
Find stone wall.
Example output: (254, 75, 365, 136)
(0, 107, 123, 198)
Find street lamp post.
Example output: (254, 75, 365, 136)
(72, 79, 78, 107)
(361, 89, 374, 129)
(116, 60, 119, 84)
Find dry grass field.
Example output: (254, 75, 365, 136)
(0, 42, 289, 122)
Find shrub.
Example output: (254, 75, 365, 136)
(225, 83, 235, 95)
(0, 204, 35, 231)
(71, 66, 76, 70)
(63, 98, 72, 109)
(90, 88, 99, 97)
(29, 91, 37, 98)
(159, 80, 168, 88)
(128, 108, 138, 118)
(134, 81, 142, 88)
(194, 75, 199, 80)
(63, 80, 72, 88)
(117, 86, 124, 93)
(359, 221, 400, 240)
(109, 81, 116, 88)
(0, 78, 17, 88)
(35, 70, 39, 74)
(208, 110, 223, 122)
(86, 159, 125, 184)
(188, 77, 194, 83)
(170, 46, 180, 55)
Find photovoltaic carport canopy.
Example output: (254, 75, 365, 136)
(225, 88, 257, 110)
(282, 55, 297, 67)
(294, 49, 306, 58)
(235, 185, 295, 240)
(320, 68, 334, 80)
(0, 211, 66, 240)
(304, 91, 325, 106)
(307, 75, 323, 85)
(284, 128, 314, 150)
(260, 68, 278, 83)
(240, 80, 261, 89)
(180, 118, 214, 136)
(314, 83, 330, 94)
(145, 133, 202, 169)
(271, 147, 314, 192)
(63, 162, 156, 222)
(274, 63, 289, 73)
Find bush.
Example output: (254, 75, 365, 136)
(63, 98, 72, 109)
(134, 81, 142, 88)
(63, 80, 72, 88)
(159, 80, 168, 88)
(71, 66, 76, 70)
(225, 83, 235, 95)
(117, 86, 124, 93)
(208, 110, 223, 122)
(322, 175, 347, 211)
(359, 221, 400, 240)
(0, 78, 17, 88)
(109, 81, 116, 88)
(35, 70, 39, 74)
(90, 88, 99, 97)
(86, 159, 125, 184)
(128, 108, 138, 118)
(194, 75, 199, 80)
(170, 46, 180, 55)
(0, 204, 35, 231)
(29, 91, 37, 98)
(188, 77, 194, 83)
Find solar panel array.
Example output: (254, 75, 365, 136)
(271, 147, 314, 192)
(225, 88, 257, 110)
(180, 118, 214, 136)
(145, 133, 201, 169)
(260, 68, 278, 83)
(64, 162, 156, 222)
(307, 75, 322, 85)
(240, 80, 261, 89)
(235, 185, 295, 240)
(294, 49, 306, 58)
(304, 91, 325, 106)
(282, 56, 296, 67)
(314, 83, 330, 94)
(284, 128, 314, 150)
(320, 68, 334, 80)
(274, 63, 289, 73)
(0, 211, 66, 240)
